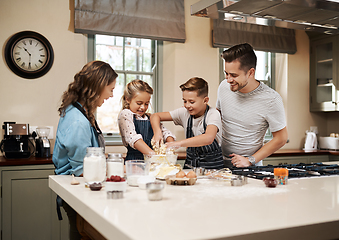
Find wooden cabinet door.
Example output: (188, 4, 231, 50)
(2, 168, 64, 240)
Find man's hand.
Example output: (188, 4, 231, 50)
(230, 153, 251, 167)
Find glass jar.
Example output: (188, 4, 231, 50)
(106, 153, 124, 178)
(83, 147, 106, 184)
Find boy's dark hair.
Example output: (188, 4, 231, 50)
(222, 43, 257, 73)
(179, 77, 208, 97)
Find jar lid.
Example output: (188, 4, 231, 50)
(107, 153, 123, 159)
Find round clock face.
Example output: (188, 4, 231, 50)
(4, 31, 54, 79)
(12, 37, 48, 72)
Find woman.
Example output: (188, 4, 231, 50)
(53, 60, 117, 239)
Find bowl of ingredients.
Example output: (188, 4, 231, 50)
(105, 175, 127, 192)
(263, 177, 278, 188)
(126, 160, 149, 186)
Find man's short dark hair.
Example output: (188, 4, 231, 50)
(222, 43, 257, 73)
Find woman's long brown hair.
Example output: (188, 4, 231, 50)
(58, 61, 118, 126)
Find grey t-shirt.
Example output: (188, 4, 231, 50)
(216, 80, 286, 164)
(169, 106, 222, 145)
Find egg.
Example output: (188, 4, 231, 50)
(176, 170, 186, 178)
(186, 171, 197, 178)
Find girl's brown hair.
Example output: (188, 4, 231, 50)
(58, 61, 118, 126)
(121, 80, 153, 110)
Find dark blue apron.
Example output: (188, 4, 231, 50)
(125, 114, 153, 161)
(185, 105, 224, 169)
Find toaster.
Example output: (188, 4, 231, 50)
(319, 137, 339, 150)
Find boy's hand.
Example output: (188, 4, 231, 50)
(165, 141, 181, 151)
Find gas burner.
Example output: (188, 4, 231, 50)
(229, 163, 339, 180)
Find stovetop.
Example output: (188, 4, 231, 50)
(229, 163, 339, 180)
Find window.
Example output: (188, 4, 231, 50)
(220, 49, 276, 142)
(88, 35, 161, 145)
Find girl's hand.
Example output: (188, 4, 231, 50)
(151, 132, 163, 148)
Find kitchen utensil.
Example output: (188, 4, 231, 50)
(35, 127, 51, 158)
(319, 137, 339, 150)
(185, 164, 206, 176)
(304, 131, 317, 151)
(107, 191, 123, 199)
(106, 153, 124, 178)
(230, 176, 243, 186)
(144, 153, 178, 165)
(146, 182, 165, 201)
(0, 122, 34, 159)
(126, 160, 148, 186)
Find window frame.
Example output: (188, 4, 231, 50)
(88, 35, 163, 145)
(219, 49, 276, 142)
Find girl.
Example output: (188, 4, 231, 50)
(118, 79, 175, 160)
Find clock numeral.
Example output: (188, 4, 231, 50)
(38, 60, 43, 64)
(16, 57, 21, 62)
(15, 52, 20, 55)
(28, 62, 31, 69)
(39, 48, 44, 51)
(22, 40, 26, 45)
(17, 46, 22, 49)
(35, 64, 39, 68)
(40, 54, 45, 57)
(35, 42, 39, 47)
(21, 62, 25, 68)
(29, 40, 32, 45)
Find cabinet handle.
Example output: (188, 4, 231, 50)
(332, 101, 338, 105)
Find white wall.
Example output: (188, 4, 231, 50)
(1, 0, 337, 156)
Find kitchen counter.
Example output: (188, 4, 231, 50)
(0, 156, 53, 166)
(2, 149, 338, 166)
(49, 174, 339, 240)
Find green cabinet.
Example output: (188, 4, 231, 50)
(310, 35, 339, 112)
(0, 164, 69, 240)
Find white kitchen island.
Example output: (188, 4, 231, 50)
(49, 175, 339, 240)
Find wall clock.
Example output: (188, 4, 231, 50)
(4, 31, 54, 79)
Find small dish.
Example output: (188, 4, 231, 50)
(105, 181, 127, 192)
(263, 177, 278, 188)
(137, 175, 156, 190)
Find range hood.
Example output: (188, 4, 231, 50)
(191, 0, 339, 34)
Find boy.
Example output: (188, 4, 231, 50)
(151, 77, 224, 169)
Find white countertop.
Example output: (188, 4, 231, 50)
(49, 174, 339, 240)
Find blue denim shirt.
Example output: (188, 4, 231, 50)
(52, 104, 99, 176)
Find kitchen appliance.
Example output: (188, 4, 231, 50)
(304, 131, 318, 151)
(35, 127, 51, 158)
(191, 0, 339, 34)
(229, 162, 339, 180)
(0, 122, 34, 159)
(319, 136, 339, 150)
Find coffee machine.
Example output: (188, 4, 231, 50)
(0, 122, 34, 159)
(35, 127, 51, 158)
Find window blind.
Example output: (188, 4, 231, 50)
(213, 20, 297, 54)
(74, 0, 186, 43)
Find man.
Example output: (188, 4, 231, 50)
(216, 43, 288, 168)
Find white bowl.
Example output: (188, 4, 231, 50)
(143, 154, 178, 165)
(105, 181, 127, 192)
(137, 175, 156, 190)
